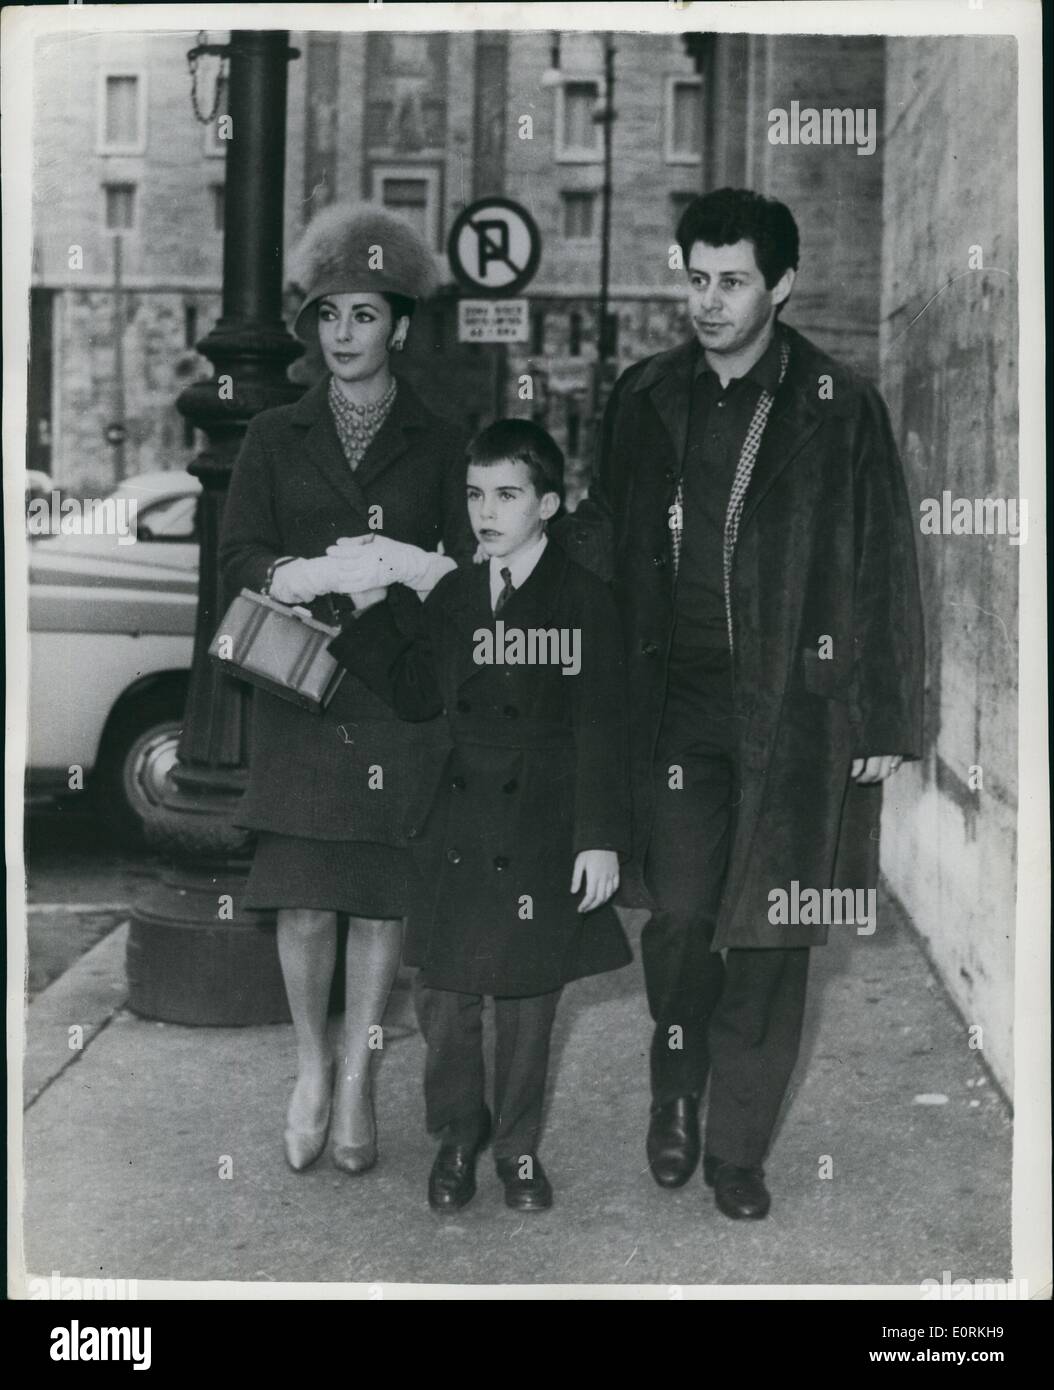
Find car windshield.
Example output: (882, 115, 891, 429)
(132, 493, 199, 541)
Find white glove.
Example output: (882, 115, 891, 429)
(268, 555, 361, 605)
(326, 534, 454, 594)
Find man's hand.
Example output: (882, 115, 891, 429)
(851, 755, 903, 784)
(326, 533, 432, 589)
(571, 849, 620, 914)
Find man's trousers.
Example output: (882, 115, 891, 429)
(642, 645, 809, 1168)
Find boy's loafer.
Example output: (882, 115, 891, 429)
(646, 1095, 701, 1188)
(496, 1155, 553, 1211)
(428, 1108, 491, 1212)
(703, 1155, 771, 1220)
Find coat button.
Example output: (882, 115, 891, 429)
(652, 554, 666, 569)
(446, 848, 462, 865)
(493, 856, 510, 871)
(502, 779, 518, 794)
(641, 641, 659, 656)
(503, 704, 519, 718)
(456, 699, 470, 713)
(406, 825, 419, 840)
(664, 467, 676, 481)
(451, 775, 466, 791)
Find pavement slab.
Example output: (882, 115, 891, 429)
(19, 894, 1011, 1289)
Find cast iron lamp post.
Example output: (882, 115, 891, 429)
(127, 31, 303, 1024)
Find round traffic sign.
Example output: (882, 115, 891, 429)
(105, 423, 127, 446)
(447, 197, 542, 297)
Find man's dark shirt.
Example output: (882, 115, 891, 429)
(672, 329, 784, 655)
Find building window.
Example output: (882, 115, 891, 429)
(569, 311, 582, 357)
(567, 406, 581, 459)
(204, 74, 230, 157)
(98, 72, 146, 154)
(666, 76, 702, 163)
(370, 165, 441, 251)
(561, 191, 596, 240)
(210, 183, 225, 232)
(184, 302, 198, 350)
(103, 183, 137, 232)
(555, 79, 602, 161)
(531, 309, 546, 355)
(365, 33, 448, 154)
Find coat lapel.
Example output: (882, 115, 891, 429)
(738, 339, 824, 531)
(636, 341, 696, 473)
(288, 375, 432, 520)
(448, 543, 567, 694)
(496, 541, 565, 630)
(354, 379, 425, 492)
(445, 563, 494, 693)
(289, 378, 371, 521)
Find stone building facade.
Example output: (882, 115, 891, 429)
(30, 27, 886, 495)
(877, 37, 1019, 1093)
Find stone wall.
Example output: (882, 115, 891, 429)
(878, 37, 1019, 1093)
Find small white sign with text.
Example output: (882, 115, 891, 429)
(457, 298, 529, 344)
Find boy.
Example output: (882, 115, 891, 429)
(328, 419, 631, 1212)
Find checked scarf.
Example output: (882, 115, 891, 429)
(669, 335, 790, 650)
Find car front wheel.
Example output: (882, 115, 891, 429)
(95, 690, 185, 844)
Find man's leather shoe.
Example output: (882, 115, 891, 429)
(646, 1095, 701, 1188)
(703, 1154, 771, 1219)
(428, 1108, 491, 1212)
(496, 1154, 553, 1211)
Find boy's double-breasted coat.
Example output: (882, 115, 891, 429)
(218, 375, 475, 845)
(558, 324, 925, 950)
(330, 541, 633, 997)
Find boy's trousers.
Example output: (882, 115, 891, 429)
(642, 644, 810, 1168)
(414, 978, 562, 1160)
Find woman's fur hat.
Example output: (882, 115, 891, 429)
(288, 202, 439, 343)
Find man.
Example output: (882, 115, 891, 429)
(562, 188, 924, 1219)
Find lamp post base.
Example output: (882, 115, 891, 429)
(127, 766, 290, 1026)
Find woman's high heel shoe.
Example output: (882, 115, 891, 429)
(283, 1063, 335, 1173)
(331, 1087, 378, 1175)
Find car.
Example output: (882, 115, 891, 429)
(27, 469, 202, 842)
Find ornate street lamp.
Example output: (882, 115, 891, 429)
(127, 31, 303, 1024)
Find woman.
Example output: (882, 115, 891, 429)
(219, 204, 473, 1174)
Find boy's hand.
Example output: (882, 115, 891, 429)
(571, 850, 620, 914)
(851, 755, 903, 784)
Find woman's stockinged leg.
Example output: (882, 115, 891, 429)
(332, 916, 405, 1148)
(277, 908, 338, 1132)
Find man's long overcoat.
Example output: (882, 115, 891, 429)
(561, 324, 925, 949)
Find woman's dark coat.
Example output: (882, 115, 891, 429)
(218, 375, 475, 844)
(559, 324, 925, 949)
(330, 542, 633, 996)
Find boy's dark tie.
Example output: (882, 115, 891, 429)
(494, 566, 515, 616)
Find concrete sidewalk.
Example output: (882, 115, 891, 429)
(19, 894, 1011, 1289)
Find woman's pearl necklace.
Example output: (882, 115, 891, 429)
(328, 376, 398, 470)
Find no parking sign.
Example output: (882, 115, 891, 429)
(447, 197, 542, 297)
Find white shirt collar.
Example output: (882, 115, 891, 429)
(489, 533, 548, 612)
